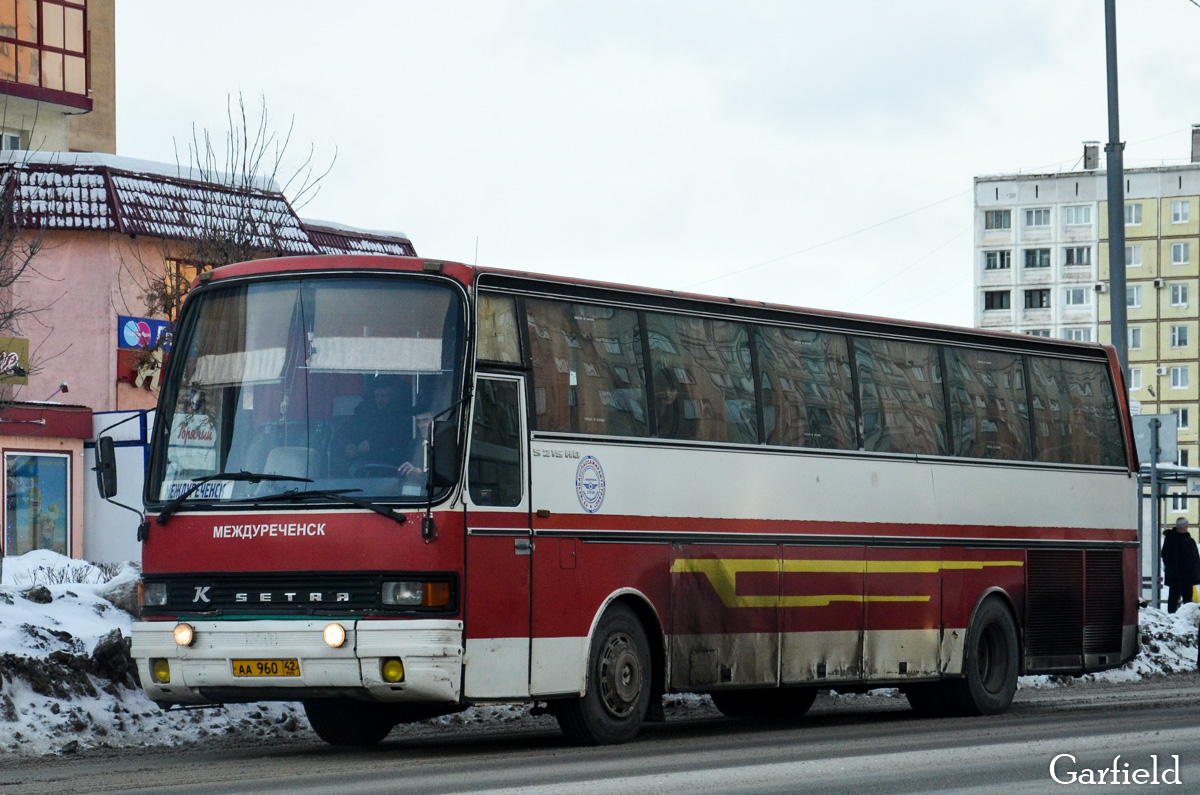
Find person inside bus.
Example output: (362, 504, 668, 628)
(342, 374, 414, 472)
(653, 366, 696, 441)
(1161, 516, 1200, 613)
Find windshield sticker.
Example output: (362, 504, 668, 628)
(161, 480, 234, 501)
(575, 456, 606, 514)
(169, 414, 216, 447)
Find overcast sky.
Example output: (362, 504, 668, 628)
(116, 1, 1200, 327)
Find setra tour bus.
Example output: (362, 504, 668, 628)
(100, 254, 1139, 747)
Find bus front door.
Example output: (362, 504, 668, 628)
(462, 375, 532, 699)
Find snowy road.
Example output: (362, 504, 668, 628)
(4, 675, 1200, 794)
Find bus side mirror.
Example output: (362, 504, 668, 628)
(95, 436, 118, 498)
(430, 419, 461, 489)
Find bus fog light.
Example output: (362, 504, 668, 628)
(151, 658, 171, 683)
(323, 622, 347, 648)
(173, 623, 194, 646)
(381, 657, 405, 683)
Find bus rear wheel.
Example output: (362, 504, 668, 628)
(555, 603, 651, 746)
(303, 698, 396, 746)
(947, 597, 1019, 716)
(710, 687, 817, 720)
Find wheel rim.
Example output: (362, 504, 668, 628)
(976, 622, 1008, 694)
(597, 631, 642, 718)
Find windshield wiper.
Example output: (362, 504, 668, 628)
(248, 488, 408, 526)
(156, 471, 313, 526)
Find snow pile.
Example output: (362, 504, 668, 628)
(1, 551, 306, 757)
(2, 550, 1199, 757)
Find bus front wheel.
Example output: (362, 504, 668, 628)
(555, 603, 652, 746)
(303, 698, 396, 746)
(948, 597, 1019, 716)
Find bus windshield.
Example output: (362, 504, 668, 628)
(149, 275, 466, 505)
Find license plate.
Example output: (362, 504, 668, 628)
(231, 659, 300, 677)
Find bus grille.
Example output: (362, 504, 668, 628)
(1025, 550, 1083, 657)
(1083, 550, 1124, 654)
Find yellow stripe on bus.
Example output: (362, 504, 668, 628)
(669, 558, 1024, 609)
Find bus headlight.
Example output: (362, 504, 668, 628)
(173, 623, 194, 647)
(381, 581, 451, 608)
(141, 582, 167, 607)
(151, 658, 171, 683)
(381, 657, 405, 683)
(323, 622, 347, 648)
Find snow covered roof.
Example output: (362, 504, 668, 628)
(0, 153, 416, 257)
(303, 219, 417, 257)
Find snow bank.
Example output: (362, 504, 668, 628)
(1, 551, 1198, 757)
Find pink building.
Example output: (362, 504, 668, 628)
(0, 151, 416, 562)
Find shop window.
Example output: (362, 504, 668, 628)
(4, 452, 70, 556)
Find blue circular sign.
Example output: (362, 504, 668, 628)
(575, 456, 606, 513)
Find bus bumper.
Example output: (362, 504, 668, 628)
(131, 619, 463, 705)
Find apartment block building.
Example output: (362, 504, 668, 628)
(975, 132, 1200, 525)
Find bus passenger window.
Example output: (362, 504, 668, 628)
(468, 379, 524, 507)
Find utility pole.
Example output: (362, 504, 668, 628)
(1105, 0, 1128, 376)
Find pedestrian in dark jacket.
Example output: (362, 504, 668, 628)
(1162, 517, 1200, 613)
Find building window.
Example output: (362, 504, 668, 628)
(3, 452, 70, 557)
(1063, 205, 1092, 226)
(1180, 449, 1190, 468)
(1172, 242, 1191, 265)
(1062, 328, 1091, 342)
(1024, 289, 1051, 309)
(984, 290, 1011, 310)
(1173, 408, 1191, 430)
(1125, 244, 1143, 267)
(1025, 208, 1051, 228)
(1024, 248, 1051, 268)
(1129, 368, 1142, 390)
(1064, 287, 1089, 307)
(0, 1, 89, 97)
(1172, 325, 1190, 348)
(984, 209, 1011, 230)
(1171, 283, 1189, 307)
(1127, 285, 1142, 308)
(1171, 366, 1189, 389)
(1126, 204, 1143, 226)
(1129, 326, 1143, 349)
(1025, 329, 1051, 337)
(0, 132, 20, 150)
(1172, 200, 1191, 224)
(1064, 246, 1091, 266)
(984, 250, 1011, 270)
(1171, 493, 1188, 512)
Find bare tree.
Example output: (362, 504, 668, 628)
(0, 158, 49, 405)
(123, 93, 335, 377)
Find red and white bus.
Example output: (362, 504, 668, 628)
(111, 255, 1139, 746)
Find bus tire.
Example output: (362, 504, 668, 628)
(303, 698, 395, 746)
(947, 598, 1019, 716)
(555, 603, 651, 746)
(710, 687, 816, 720)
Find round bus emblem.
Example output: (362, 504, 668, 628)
(575, 456, 605, 514)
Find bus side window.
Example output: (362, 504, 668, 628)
(468, 379, 524, 507)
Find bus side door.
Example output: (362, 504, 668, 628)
(462, 375, 532, 699)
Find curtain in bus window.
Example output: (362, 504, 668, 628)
(476, 294, 522, 364)
(754, 326, 855, 450)
(526, 299, 648, 437)
(853, 338, 948, 456)
(646, 313, 757, 444)
(1029, 357, 1124, 466)
(944, 347, 1032, 460)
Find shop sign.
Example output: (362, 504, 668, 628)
(0, 336, 29, 385)
(117, 316, 172, 351)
